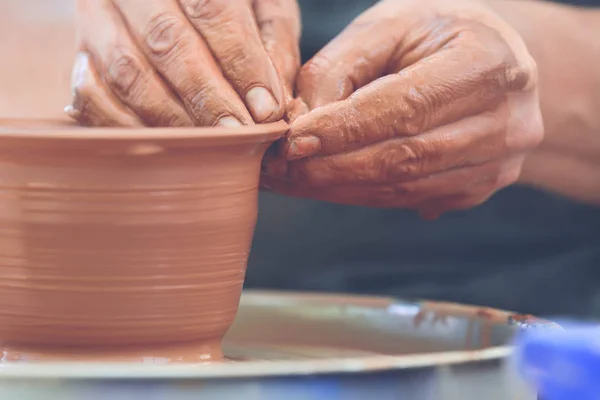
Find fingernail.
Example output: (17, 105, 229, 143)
(245, 86, 279, 122)
(216, 116, 243, 127)
(285, 135, 322, 160)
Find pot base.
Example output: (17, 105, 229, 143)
(0, 340, 224, 363)
(0, 291, 550, 400)
(0, 290, 555, 367)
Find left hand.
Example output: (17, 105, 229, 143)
(262, 0, 544, 219)
(67, 0, 300, 127)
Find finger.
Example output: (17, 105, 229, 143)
(286, 45, 533, 160)
(296, 1, 401, 110)
(253, 0, 301, 114)
(259, 172, 373, 206)
(261, 156, 522, 210)
(276, 113, 510, 188)
(66, 51, 143, 127)
(179, 0, 285, 123)
(417, 155, 525, 219)
(79, 0, 192, 127)
(113, 0, 253, 127)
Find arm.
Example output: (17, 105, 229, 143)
(489, 0, 600, 204)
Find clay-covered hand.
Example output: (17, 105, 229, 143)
(66, 0, 300, 127)
(262, 0, 544, 219)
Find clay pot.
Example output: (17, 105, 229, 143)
(0, 118, 286, 362)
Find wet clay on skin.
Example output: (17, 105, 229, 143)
(261, 0, 542, 219)
(0, 118, 286, 362)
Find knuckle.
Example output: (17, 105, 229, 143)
(299, 55, 343, 87)
(144, 12, 188, 58)
(371, 150, 400, 183)
(504, 63, 536, 92)
(105, 49, 145, 98)
(496, 58, 538, 92)
(187, 86, 216, 121)
(180, 0, 229, 20)
(300, 56, 332, 79)
(379, 141, 427, 181)
(338, 103, 371, 145)
(215, 43, 253, 78)
(298, 55, 355, 105)
(395, 82, 431, 135)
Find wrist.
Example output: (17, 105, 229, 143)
(486, 0, 600, 201)
(487, 0, 600, 150)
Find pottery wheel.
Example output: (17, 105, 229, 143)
(0, 290, 554, 380)
(223, 290, 527, 364)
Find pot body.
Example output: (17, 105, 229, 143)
(0, 127, 283, 357)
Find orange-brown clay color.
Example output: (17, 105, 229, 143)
(0, 118, 286, 362)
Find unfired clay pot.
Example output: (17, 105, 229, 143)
(0, 118, 286, 362)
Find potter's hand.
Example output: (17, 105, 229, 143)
(262, 0, 544, 219)
(67, 0, 300, 127)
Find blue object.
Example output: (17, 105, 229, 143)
(514, 322, 600, 400)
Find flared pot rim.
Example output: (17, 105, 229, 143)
(0, 118, 288, 143)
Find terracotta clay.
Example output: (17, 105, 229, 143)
(0, 118, 286, 362)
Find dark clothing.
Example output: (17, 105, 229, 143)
(245, 0, 600, 318)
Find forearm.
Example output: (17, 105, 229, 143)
(488, 0, 600, 204)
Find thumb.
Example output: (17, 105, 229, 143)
(296, 6, 402, 110)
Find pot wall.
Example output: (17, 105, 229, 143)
(0, 139, 269, 352)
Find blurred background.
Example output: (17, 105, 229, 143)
(2, 0, 599, 320)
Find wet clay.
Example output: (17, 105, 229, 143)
(0, 119, 286, 362)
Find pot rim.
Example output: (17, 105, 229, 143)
(0, 119, 288, 142)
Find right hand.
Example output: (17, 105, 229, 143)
(67, 0, 300, 127)
(261, 0, 543, 218)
